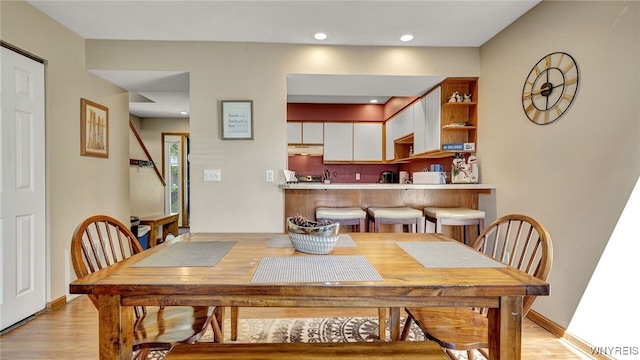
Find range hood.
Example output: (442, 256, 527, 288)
(287, 145, 324, 156)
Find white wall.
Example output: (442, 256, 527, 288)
(478, 0, 639, 346)
(84, 41, 480, 233)
(1, 1, 131, 300)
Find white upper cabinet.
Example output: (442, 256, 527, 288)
(353, 123, 382, 161)
(385, 118, 395, 161)
(323, 122, 353, 161)
(413, 86, 441, 154)
(393, 105, 414, 139)
(287, 122, 302, 144)
(302, 122, 324, 144)
(423, 86, 442, 152)
(413, 97, 427, 154)
(288, 122, 324, 144)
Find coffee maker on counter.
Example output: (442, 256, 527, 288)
(379, 171, 397, 183)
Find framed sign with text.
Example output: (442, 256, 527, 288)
(221, 100, 253, 140)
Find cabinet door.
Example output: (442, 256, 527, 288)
(287, 122, 302, 144)
(385, 118, 395, 161)
(424, 86, 442, 152)
(302, 122, 324, 144)
(413, 98, 427, 154)
(323, 122, 353, 161)
(394, 105, 414, 139)
(353, 123, 382, 161)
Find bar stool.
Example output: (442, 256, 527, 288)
(316, 207, 367, 232)
(423, 207, 485, 245)
(367, 207, 424, 233)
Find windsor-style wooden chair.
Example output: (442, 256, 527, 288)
(401, 214, 553, 360)
(70, 215, 224, 359)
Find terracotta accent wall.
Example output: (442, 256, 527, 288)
(288, 155, 397, 183)
(287, 103, 384, 122)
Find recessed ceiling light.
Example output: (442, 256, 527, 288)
(179, 111, 188, 115)
(369, 99, 379, 103)
(400, 34, 414, 42)
(312, 32, 328, 41)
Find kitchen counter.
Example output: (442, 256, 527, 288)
(280, 183, 495, 190)
(282, 183, 494, 240)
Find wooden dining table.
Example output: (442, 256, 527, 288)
(69, 232, 549, 360)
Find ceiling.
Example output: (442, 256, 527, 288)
(27, 0, 540, 118)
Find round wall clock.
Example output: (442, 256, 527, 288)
(522, 51, 579, 125)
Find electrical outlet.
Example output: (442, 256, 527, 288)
(204, 169, 221, 182)
(266, 170, 274, 182)
(355, 173, 360, 180)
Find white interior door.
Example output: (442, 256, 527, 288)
(0, 47, 46, 330)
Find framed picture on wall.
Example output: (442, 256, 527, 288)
(221, 100, 253, 140)
(80, 98, 109, 158)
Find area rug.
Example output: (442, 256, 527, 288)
(148, 317, 484, 360)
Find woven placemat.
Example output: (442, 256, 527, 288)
(251, 255, 383, 283)
(397, 242, 506, 268)
(268, 234, 356, 248)
(131, 241, 236, 267)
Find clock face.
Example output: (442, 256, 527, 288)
(522, 52, 579, 125)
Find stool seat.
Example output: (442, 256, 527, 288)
(424, 207, 485, 220)
(368, 207, 423, 219)
(367, 207, 425, 233)
(316, 207, 367, 232)
(423, 207, 485, 245)
(316, 207, 366, 220)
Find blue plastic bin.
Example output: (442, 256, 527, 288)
(137, 225, 151, 250)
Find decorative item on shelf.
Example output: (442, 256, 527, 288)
(463, 93, 472, 102)
(447, 91, 460, 103)
(443, 142, 475, 151)
(451, 154, 479, 184)
(287, 215, 339, 255)
(408, 146, 413, 157)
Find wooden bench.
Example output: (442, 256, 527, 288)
(165, 341, 448, 359)
(139, 213, 179, 247)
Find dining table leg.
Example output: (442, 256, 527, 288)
(389, 307, 401, 341)
(488, 295, 523, 360)
(98, 295, 133, 360)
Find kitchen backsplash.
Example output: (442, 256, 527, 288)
(288, 155, 455, 183)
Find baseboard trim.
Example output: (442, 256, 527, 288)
(46, 295, 67, 311)
(527, 310, 613, 360)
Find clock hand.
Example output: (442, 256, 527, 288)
(523, 82, 563, 99)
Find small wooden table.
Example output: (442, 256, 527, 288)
(70, 233, 549, 360)
(139, 213, 179, 247)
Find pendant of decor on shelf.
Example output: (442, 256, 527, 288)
(448, 91, 472, 103)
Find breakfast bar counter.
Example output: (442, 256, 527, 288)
(281, 183, 495, 236)
(280, 183, 495, 191)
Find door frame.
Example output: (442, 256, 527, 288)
(161, 132, 190, 227)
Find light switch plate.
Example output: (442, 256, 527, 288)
(266, 170, 274, 182)
(204, 169, 221, 182)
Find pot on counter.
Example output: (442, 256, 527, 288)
(379, 171, 396, 183)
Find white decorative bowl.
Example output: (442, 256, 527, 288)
(286, 217, 340, 255)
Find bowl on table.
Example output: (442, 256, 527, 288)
(286, 217, 340, 255)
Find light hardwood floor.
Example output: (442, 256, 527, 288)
(0, 296, 593, 359)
